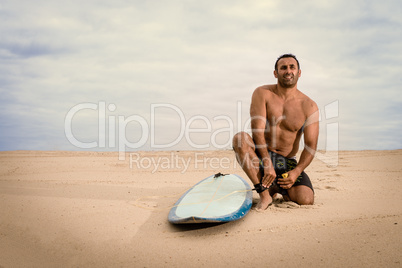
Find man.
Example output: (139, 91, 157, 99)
(232, 54, 319, 210)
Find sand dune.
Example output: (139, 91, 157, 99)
(1, 150, 401, 267)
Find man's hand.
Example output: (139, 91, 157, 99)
(277, 170, 299, 189)
(261, 166, 276, 188)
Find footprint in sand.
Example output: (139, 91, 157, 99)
(324, 186, 338, 191)
(274, 201, 300, 209)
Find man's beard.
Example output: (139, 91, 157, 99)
(278, 75, 298, 88)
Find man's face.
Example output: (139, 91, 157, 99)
(274, 57, 301, 88)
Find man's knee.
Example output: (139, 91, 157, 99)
(289, 186, 314, 205)
(232, 132, 253, 151)
(297, 195, 314, 205)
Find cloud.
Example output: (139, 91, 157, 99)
(0, 0, 401, 152)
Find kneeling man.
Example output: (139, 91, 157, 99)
(233, 54, 319, 210)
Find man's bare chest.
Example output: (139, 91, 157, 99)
(266, 104, 306, 132)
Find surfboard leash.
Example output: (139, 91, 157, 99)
(213, 172, 269, 193)
(252, 183, 267, 193)
(252, 173, 289, 193)
(130, 172, 261, 212)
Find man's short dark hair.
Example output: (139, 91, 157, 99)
(275, 54, 300, 71)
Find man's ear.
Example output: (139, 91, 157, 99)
(298, 69, 301, 77)
(274, 70, 278, 78)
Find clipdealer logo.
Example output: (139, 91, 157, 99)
(64, 102, 248, 160)
(64, 100, 339, 167)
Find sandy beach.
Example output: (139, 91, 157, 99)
(0, 149, 401, 267)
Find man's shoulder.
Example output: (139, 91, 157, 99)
(297, 90, 316, 104)
(297, 91, 318, 114)
(256, 84, 276, 90)
(254, 84, 276, 95)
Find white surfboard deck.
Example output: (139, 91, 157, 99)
(168, 174, 252, 224)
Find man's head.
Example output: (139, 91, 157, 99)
(274, 54, 300, 71)
(274, 54, 301, 88)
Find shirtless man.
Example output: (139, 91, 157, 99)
(232, 54, 319, 210)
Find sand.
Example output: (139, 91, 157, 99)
(0, 150, 401, 267)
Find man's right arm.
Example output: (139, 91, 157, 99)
(250, 87, 276, 188)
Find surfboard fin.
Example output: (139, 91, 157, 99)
(214, 172, 229, 178)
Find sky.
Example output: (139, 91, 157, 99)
(1, 0, 401, 152)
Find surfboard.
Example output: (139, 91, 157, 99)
(168, 173, 253, 224)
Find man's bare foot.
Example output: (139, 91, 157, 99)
(255, 191, 272, 211)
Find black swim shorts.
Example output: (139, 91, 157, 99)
(256, 150, 314, 195)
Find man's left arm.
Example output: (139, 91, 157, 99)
(279, 103, 319, 189)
